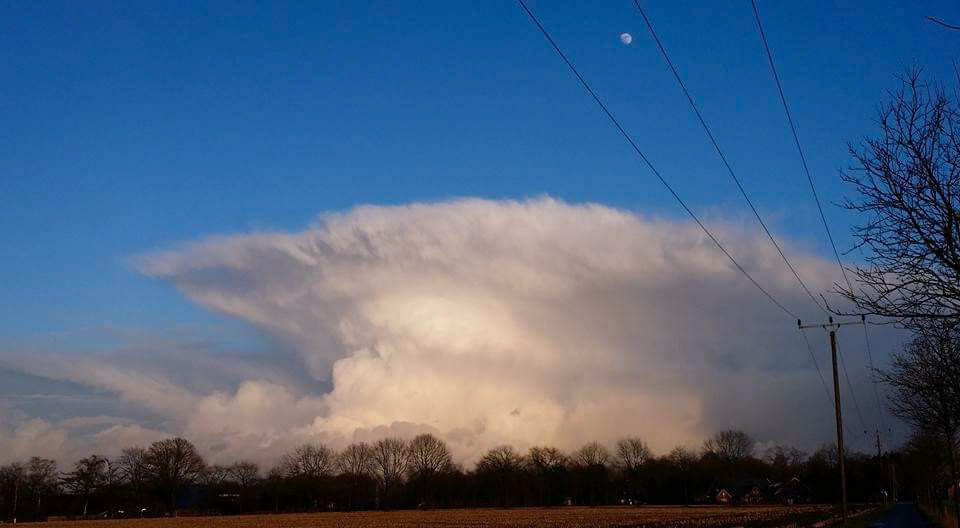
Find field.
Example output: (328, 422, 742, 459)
(35, 505, 864, 528)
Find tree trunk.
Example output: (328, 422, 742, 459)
(540, 476, 545, 507)
(949, 435, 960, 528)
(170, 489, 177, 517)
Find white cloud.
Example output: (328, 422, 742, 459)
(0, 402, 170, 464)
(2, 198, 899, 466)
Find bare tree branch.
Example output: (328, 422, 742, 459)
(837, 67, 960, 327)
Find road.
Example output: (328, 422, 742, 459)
(872, 503, 932, 528)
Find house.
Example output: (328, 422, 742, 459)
(768, 476, 810, 505)
(715, 489, 733, 505)
(715, 478, 782, 505)
(740, 484, 764, 504)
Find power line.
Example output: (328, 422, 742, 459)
(862, 319, 889, 439)
(800, 328, 835, 408)
(516, 0, 799, 320)
(748, 0, 857, 299)
(834, 331, 870, 445)
(632, 1, 843, 423)
(800, 328, 856, 444)
(750, 1, 886, 448)
(632, 1, 827, 316)
(798, 326, 853, 450)
(926, 16, 960, 31)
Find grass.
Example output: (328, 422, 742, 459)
(31, 505, 879, 528)
(920, 504, 957, 528)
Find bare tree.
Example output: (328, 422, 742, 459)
(406, 434, 452, 507)
(477, 445, 524, 507)
(878, 323, 960, 523)
(264, 466, 285, 513)
(478, 445, 525, 472)
(616, 436, 652, 504)
(526, 446, 567, 507)
(280, 443, 336, 510)
(573, 442, 612, 506)
(478, 444, 521, 466)
(337, 443, 373, 477)
(26, 457, 58, 520)
(229, 461, 260, 513)
(407, 434, 452, 477)
(229, 461, 260, 488)
(280, 443, 336, 478)
(370, 438, 409, 509)
(337, 443, 373, 510)
(61, 455, 109, 517)
(144, 437, 206, 516)
(574, 442, 612, 468)
(901, 429, 953, 507)
(763, 445, 806, 480)
(668, 446, 697, 504)
(703, 430, 755, 462)
(838, 68, 960, 325)
(0, 463, 26, 522)
(668, 446, 697, 469)
(616, 436, 652, 473)
(200, 464, 231, 487)
(116, 447, 148, 509)
(527, 446, 567, 472)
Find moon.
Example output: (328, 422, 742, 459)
(620, 32, 633, 45)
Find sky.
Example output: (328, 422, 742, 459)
(1, 0, 957, 467)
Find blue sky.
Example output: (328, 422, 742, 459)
(3, 1, 959, 461)
(1, 0, 956, 340)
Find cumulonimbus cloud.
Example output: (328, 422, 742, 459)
(3, 198, 892, 466)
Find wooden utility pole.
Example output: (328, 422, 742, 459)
(799, 316, 863, 526)
(829, 327, 849, 524)
(889, 463, 897, 502)
(875, 430, 898, 504)
(876, 431, 887, 504)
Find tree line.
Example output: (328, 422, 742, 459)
(0, 430, 891, 522)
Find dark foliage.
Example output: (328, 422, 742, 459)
(0, 430, 899, 522)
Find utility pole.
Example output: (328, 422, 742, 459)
(889, 463, 897, 502)
(799, 316, 863, 526)
(876, 431, 886, 504)
(876, 430, 892, 505)
(829, 326, 848, 524)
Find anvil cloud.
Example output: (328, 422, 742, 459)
(1, 198, 883, 466)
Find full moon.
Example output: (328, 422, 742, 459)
(620, 32, 633, 45)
